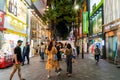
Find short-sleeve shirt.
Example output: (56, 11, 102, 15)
(14, 46, 22, 62)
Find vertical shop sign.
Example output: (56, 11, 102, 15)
(79, 23, 82, 37)
(0, 12, 4, 27)
(82, 12, 89, 34)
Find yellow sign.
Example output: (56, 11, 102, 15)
(6, 29, 27, 37)
(32, 0, 37, 2)
(9, 19, 26, 31)
(6, 0, 27, 24)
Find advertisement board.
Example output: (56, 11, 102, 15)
(5, 0, 27, 34)
(92, 11, 102, 34)
(17, 0, 27, 23)
(8, 0, 27, 23)
(82, 12, 89, 34)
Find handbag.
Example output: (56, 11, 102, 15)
(70, 55, 75, 63)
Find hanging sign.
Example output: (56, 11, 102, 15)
(82, 11, 89, 34)
(0, 12, 4, 28)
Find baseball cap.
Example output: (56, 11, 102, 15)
(17, 40, 23, 43)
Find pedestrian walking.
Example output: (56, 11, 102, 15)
(65, 43, 74, 77)
(36, 44, 40, 54)
(45, 41, 58, 79)
(22, 42, 30, 66)
(94, 45, 101, 63)
(9, 40, 25, 80)
(55, 42, 62, 72)
(40, 42, 45, 61)
(76, 45, 80, 57)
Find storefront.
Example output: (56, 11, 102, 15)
(88, 33, 103, 55)
(4, 0, 27, 48)
(0, 0, 27, 68)
(104, 19, 120, 63)
(88, 0, 104, 56)
(0, 11, 8, 68)
(103, 0, 120, 63)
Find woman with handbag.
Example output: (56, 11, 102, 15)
(65, 43, 74, 77)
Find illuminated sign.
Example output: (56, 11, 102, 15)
(104, 21, 120, 32)
(82, 12, 89, 34)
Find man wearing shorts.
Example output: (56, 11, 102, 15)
(9, 40, 25, 80)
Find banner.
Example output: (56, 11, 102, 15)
(0, 12, 4, 27)
(79, 23, 82, 37)
(82, 12, 89, 34)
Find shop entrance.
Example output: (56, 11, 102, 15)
(108, 36, 117, 60)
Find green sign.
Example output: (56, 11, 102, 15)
(82, 12, 89, 34)
(92, 11, 102, 34)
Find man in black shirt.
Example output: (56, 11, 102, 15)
(9, 40, 25, 80)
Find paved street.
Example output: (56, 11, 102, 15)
(0, 54, 120, 80)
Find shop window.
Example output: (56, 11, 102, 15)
(0, 0, 5, 11)
(8, 0, 17, 16)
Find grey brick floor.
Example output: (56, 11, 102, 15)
(0, 54, 120, 80)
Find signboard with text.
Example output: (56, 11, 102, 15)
(82, 12, 89, 34)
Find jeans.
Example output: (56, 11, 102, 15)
(22, 54, 29, 64)
(41, 52, 44, 60)
(66, 55, 72, 74)
(95, 54, 99, 62)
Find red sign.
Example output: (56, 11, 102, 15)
(0, 12, 4, 28)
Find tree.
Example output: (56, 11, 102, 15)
(41, 0, 76, 40)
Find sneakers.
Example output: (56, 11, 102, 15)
(67, 74, 71, 77)
(57, 72, 61, 76)
(21, 78, 26, 80)
(47, 75, 50, 79)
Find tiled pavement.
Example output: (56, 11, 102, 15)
(0, 54, 120, 80)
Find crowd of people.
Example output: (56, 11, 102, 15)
(45, 40, 75, 78)
(9, 39, 101, 80)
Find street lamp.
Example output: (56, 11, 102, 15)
(74, 5, 79, 10)
(74, 4, 84, 59)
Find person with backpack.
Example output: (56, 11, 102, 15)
(94, 45, 101, 63)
